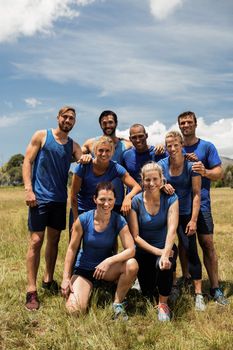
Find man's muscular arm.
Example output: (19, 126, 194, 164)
(22, 130, 45, 207)
(192, 162, 223, 181)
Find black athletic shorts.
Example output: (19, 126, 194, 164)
(28, 201, 66, 232)
(197, 211, 214, 235)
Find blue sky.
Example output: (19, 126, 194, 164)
(1, 0, 233, 164)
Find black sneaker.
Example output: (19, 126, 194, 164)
(210, 288, 229, 306)
(25, 291, 40, 311)
(42, 280, 59, 294)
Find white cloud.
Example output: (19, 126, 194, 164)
(24, 97, 42, 108)
(0, 115, 22, 128)
(118, 117, 233, 158)
(0, 0, 97, 42)
(150, 0, 184, 20)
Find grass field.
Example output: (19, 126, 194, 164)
(0, 187, 233, 350)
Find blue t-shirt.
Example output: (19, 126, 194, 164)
(111, 139, 127, 206)
(183, 139, 221, 212)
(33, 129, 73, 203)
(92, 138, 127, 206)
(75, 210, 127, 270)
(74, 160, 126, 211)
(158, 157, 200, 215)
(132, 192, 178, 251)
(122, 146, 166, 184)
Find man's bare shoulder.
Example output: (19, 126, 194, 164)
(30, 129, 47, 145)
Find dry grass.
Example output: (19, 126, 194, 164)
(0, 187, 232, 350)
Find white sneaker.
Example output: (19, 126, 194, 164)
(195, 294, 206, 311)
(131, 278, 141, 292)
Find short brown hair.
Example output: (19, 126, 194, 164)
(177, 111, 197, 125)
(58, 106, 76, 117)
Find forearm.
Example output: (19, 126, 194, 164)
(63, 247, 76, 280)
(109, 246, 135, 264)
(22, 159, 33, 190)
(191, 194, 200, 223)
(134, 235, 163, 256)
(163, 230, 176, 258)
(204, 167, 223, 181)
(125, 183, 141, 200)
(71, 195, 78, 221)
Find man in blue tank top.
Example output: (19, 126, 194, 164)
(178, 111, 228, 305)
(23, 106, 82, 310)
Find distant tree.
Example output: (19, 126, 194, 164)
(0, 154, 24, 186)
(224, 165, 233, 188)
(6, 154, 24, 171)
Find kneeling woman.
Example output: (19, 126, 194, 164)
(128, 162, 179, 322)
(61, 182, 138, 319)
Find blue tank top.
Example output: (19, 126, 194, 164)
(75, 210, 127, 270)
(33, 129, 73, 203)
(132, 192, 178, 251)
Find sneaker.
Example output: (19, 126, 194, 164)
(112, 302, 128, 321)
(169, 285, 180, 304)
(131, 278, 141, 292)
(210, 288, 229, 306)
(157, 303, 171, 322)
(42, 280, 59, 294)
(25, 291, 40, 311)
(195, 294, 206, 311)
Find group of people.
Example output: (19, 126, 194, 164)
(23, 107, 229, 321)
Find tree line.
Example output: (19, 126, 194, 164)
(0, 153, 233, 187)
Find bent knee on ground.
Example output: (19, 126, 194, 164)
(66, 295, 88, 315)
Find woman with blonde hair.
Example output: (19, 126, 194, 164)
(158, 131, 205, 311)
(70, 136, 141, 225)
(128, 162, 179, 322)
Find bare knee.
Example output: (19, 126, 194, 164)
(66, 296, 88, 315)
(199, 236, 216, 256)
(29, 234, 44, 252)
(125, 258, 139, 277)
(47, 228, 61, 245)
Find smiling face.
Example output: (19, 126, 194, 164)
(129, 125, 148, 152)
(94, 142, 114, 163)
(94, 189, 116, 214)
(165, 136, 183, 158)
(178, 115, 197, 138)
(100, 115, 117, 137)
(57, 109, 76, 133)
(142, 169, 162, 193)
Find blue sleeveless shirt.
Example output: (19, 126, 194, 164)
(32, 129, 73, 203)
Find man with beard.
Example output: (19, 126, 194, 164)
(23, 106, 82, 310)
(178, 111, 228, 305)
(82, 110, 132, 213)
